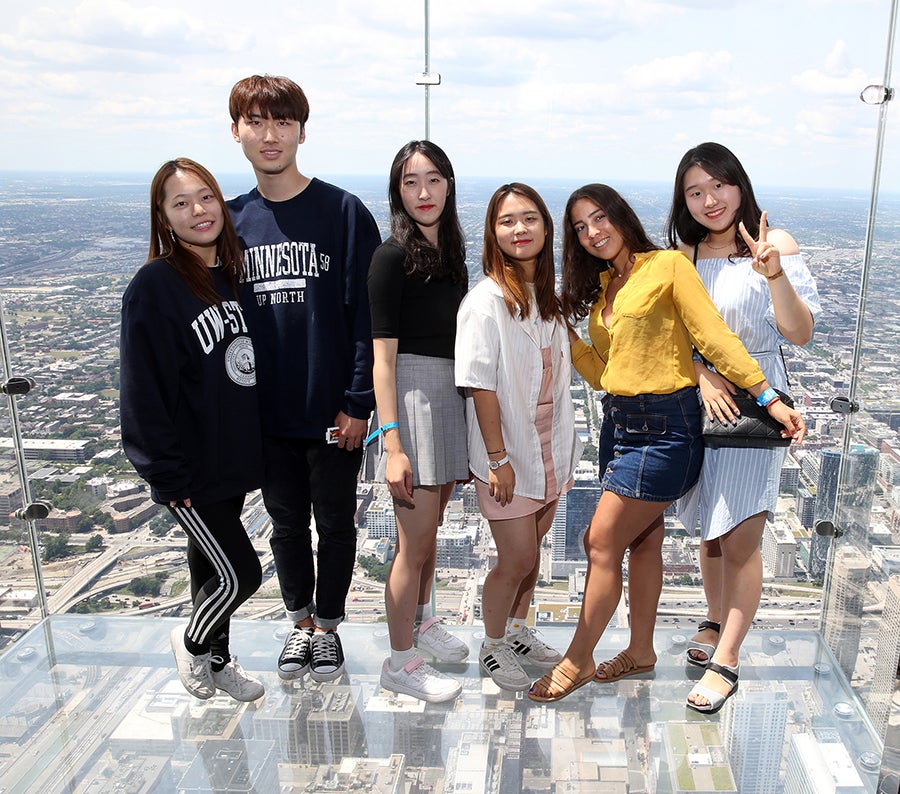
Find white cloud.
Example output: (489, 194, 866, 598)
(625, 51, 733, 90)
(0, 0, 891, 188)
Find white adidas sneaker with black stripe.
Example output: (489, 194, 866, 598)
(506, 625, 562, 669)
(478, 642, 530, 690)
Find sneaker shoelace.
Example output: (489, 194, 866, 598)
(283, 629, 311, 659)
(312, 634, 340, 666)
(191, 656, 213, 682)
(514, 625, 549, 647)
(423, 622, 453, 643)
(487, 644, 520, 668)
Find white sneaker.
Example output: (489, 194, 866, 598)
(507, 625, 563, 669)
(414, 617, 469, 662)
(478, 642, 531, 691)
(380, 655, 462, 703)
(213, 659, 265, 702)
(170, 625, 214, 699)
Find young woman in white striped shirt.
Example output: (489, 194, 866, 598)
(456, 183, 582, 691)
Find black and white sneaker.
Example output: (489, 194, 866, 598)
(310, 630, 345, 682)
(277, 626, 313, 680)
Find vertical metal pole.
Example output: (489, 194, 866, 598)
(0, 296, 49, 618)
(842, 0, 897, 437)
(424, 0, 431, 140)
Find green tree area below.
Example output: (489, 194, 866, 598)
(126, 573, 167, 597)
(41, 532, 105, 562)
(357, 554, 390, 583)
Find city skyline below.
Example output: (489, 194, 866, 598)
(2, 0, 898, 191)
(0, 150, 897, 788)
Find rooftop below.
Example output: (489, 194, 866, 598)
(0, 617, 885, 793)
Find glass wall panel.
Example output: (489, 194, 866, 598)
(817, 2, 900, 788)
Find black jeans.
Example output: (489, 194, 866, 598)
(168, 495, 262, 659)
(263, 435, 362, 629)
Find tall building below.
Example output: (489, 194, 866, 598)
(762, 521, 797, 579)
(815, 446, 879, 552)
(784, 728, 865, 793)
(796, 485, 816, 530)
(721, 683, 789, 794)
(866, 575, 900, 737)
(365, 499, 397, 542)
(551, 463, 599, 579)
(823, 544, 869, 679)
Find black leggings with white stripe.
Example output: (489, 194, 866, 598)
(168, 496, 262, 660)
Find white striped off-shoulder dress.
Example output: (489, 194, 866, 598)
(676, 253, 821, 540)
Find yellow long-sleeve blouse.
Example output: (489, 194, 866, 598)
(570, 249, 765, 396)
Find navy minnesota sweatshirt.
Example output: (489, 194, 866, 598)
(228, 178, 381, 439)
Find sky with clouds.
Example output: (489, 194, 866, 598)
(1, 0, 897, 189)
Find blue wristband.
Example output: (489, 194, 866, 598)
(364, 421, 399, 446)
(755, 387, 779, 408)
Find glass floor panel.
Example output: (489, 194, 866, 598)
(0, 617, 884, 793)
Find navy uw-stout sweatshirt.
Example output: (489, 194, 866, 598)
(228, 178, 381, 440)
(120, 259, 263, 506)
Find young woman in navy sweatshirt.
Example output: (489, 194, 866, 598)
(120, 158, 264, 702)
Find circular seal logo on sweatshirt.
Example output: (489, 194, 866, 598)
(225, 336, 256, 387)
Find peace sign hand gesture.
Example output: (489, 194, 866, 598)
(738, 210, 782, 280)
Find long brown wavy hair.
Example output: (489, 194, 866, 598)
(561, 184, 657, 322)
(147, 158, 245, 305)
(482, 183, 560, 322)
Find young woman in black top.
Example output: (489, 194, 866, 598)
(120, 158, 264, 702)
(368, 141, 469, 702)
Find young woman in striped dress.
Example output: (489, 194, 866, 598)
(667, 142, 820, 712)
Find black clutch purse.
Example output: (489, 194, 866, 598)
(701, 388, 794, 448)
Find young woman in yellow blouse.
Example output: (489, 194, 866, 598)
(528, 184, 805, 704)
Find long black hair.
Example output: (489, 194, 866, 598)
(665, 141, 763, 257)
(387, 140, 467, 284)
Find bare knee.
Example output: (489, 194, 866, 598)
(494, 548, 538, 583)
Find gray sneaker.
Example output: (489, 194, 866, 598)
(170, 625, 214, 699)
(507, 625, 563, 669)
(213, 659, 265, 701)
(478, 642, 531, 691)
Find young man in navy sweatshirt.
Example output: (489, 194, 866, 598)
(227, 74, 381, 682)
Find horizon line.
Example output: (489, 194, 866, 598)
(0, 169, 886, 197)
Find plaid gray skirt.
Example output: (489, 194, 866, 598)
(374, 353, 469, 487)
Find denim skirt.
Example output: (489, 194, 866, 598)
(598, 387, 703, 502)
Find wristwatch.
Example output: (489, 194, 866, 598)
(488, 455, 510, 470)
